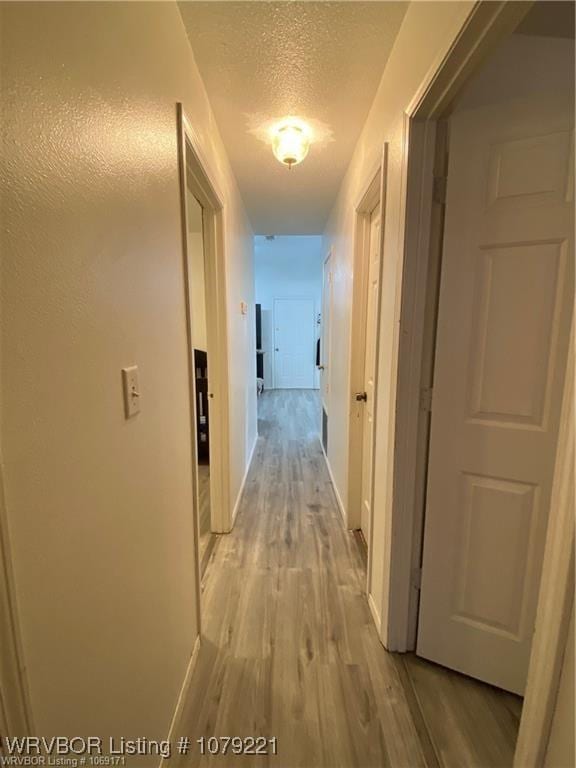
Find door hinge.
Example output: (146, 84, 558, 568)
(411, 567, 422, 591)
(420, 387, 433, 412)
(433, 175, 447, 205)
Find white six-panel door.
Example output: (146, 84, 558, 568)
(417, 94, 574, 694)
(360, 210, 381, 545)
(320, 255, 332, 412)
(273, 298, 315, 389)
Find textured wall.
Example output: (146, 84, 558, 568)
(0, 0, 255, 741)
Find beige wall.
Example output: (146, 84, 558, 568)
(0, 0, 255, 742)
(322, 2, 475, 631)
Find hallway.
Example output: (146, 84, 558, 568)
(0, 1, 573, 759)
(175, 390, 521, 768)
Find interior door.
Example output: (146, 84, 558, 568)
(320, 255, 332, 413)
(417, 94, 574, 694)
(360, 209, 381, 544)
(273, 298, 315, 389)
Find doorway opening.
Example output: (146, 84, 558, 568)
(320, 248, 332, 457)
(184, 189, 213, 571)
(346, 159, 387, 585)
(387, 1, 573, 762)
(177, 106, 232, 589)
(254, 235, 324, 436)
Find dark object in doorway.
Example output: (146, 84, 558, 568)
(194, 348, 210, 463)
(255, 303, 264, 380)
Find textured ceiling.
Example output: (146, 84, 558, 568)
(178, 2, 407, 234)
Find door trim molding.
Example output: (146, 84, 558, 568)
(0, 461, 33, 734)
(346, 164, 381, 533)
(346, 148, 388, 610)
(320, 248, 333, 418)
(177, 104, 232, 640)
(514, 328, 574, 767)
(386, 117, 438, 652)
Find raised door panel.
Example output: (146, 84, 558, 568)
(467, 241, 566, 427)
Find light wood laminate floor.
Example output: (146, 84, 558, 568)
(197, 463, 212, 568)
(176, 389, 522, 767)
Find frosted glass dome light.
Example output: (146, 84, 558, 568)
(271, 120, 311, 169)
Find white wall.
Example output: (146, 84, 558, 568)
(254, 236, 323, 390)
(0, 0, 255, 746)
(321, 1, 476, 631)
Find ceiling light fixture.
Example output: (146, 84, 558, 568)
(271, 119, 311, 169)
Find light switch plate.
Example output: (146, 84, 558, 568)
(122, 366, 140, 418)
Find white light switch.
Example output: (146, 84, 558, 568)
(122, 366, 141, 418)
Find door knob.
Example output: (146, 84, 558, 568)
(355, 392, 368, 402)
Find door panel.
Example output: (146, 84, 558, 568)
(453, 473, 536, 637)
(417, 95, 574, 694)
(468, 242, 564, 425)
(274, 298, 315, 389)
(321, 255, 332, 412)
(360, 210, 380, 544)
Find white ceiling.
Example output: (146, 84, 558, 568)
(178, 1, 407, 234)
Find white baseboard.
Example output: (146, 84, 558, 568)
(368, 592, 382, 635)
(231, 435, 258, 526)
(161, 634, 201, 767)
(319, 437, 381, 639)
(320, 441, 347, 525)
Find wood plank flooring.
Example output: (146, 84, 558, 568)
(197, 463, 213, 571)
(175, 389, 522, 767)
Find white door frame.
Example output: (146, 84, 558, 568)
(382, 3, 574, 764)
(177, 104, 232, 630)
(0, 464, 33, 734)
(272, 297, 316, 390)
(346, 149, 388, 604)
(514, 328, 574, 766)
(320, 249, 333, 416)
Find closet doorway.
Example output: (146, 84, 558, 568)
(185, 189, 213, 570)
(177, 104, 232, 597)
